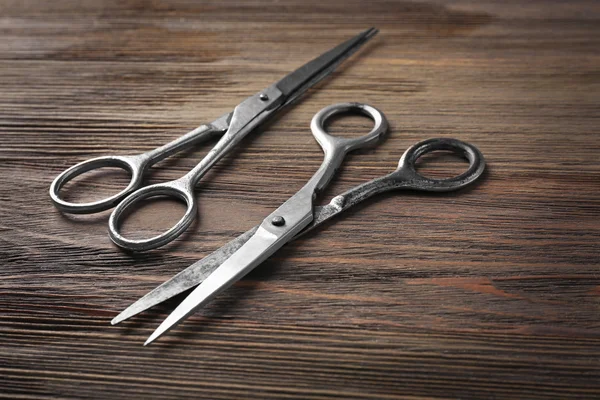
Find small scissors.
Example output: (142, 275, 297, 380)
(109, 103, 486, 345)
(49, 28, 378, 251)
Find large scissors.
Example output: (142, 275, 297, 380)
(49, 28, 378, 251)
(110, 103, 486, 345)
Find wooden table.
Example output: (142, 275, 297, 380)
(2, 1, 599, 398)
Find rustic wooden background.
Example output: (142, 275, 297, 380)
(2, 0, 599, 399)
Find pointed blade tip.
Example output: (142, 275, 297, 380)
(360, 27, 379, 43)
(144, 310, 183, 346)
(111, 313, 128, 325)
(276, 27, 379, 98)
(111, 306, 139, 325)
(367, 27, 379, 37)
(111, 307, 139, 325)
(144, 329, 163, 346)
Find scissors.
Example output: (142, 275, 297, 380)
(49, 28, 379, 251)
(109, 102, 486, 345)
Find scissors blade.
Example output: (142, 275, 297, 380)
(111, 227, 258, 325)
(111, 201, 347, 325)
(276, 27, 378, 106)
(144, 219, 309, 345)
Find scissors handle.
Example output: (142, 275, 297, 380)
(396, 137, 485, 191)
(49, 117, 229, 214)
(328, 137, 485, 215)
(305, 102, 388, 195)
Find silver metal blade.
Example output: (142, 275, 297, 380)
(112, 202, 347, 325)
(145, 226, 286, 345)
(111, 227, 258, 325)
(276, 28, 378, 104)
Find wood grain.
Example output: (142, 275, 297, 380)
(1, 0, 599, 398)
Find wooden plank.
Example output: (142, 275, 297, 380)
(1, 0, 599, 398)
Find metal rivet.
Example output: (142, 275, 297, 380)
(259, 93, 269, 101)
(271, 216, 285, 226)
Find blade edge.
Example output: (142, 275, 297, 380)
(111, 226, 259, 325)
(276, 28, 378, 102)
(145, 226, 282, 345)
(113, 202, 345, 325)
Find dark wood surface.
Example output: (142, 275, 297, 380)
(2, 1, 599, 399)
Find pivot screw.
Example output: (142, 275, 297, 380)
(259, 93, 269, 101)
(271, 216, 285, 226)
